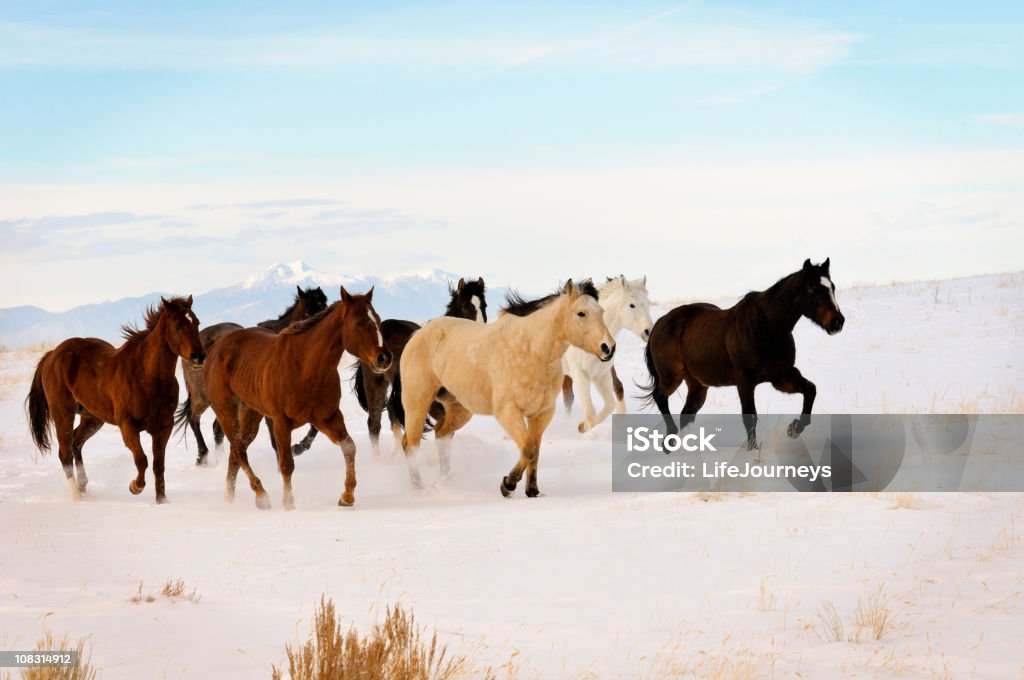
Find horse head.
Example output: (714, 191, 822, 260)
(297, 285, 329, 319)
(799, 258, 845, 335)
(449, 277, 488, 322)
(160, 295, 205, 367)
(339, 286, 392, 374)
(604, 275, 653, 341)
(563, 279, 616, 362)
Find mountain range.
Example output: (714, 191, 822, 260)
(0, 262, 504, 348)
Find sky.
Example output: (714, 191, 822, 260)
(0, 0, 1022, 311)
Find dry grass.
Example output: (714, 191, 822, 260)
(271, 597, 469, 680)
(643, 636, 772, 679)
(160, 578, 200, 602)
(979, 517, 1022, 560)
(128, 582, 155, 604)
(757, 577, 778, 612)
(814, 586, 895, 643)
(1, 632, 97, 680)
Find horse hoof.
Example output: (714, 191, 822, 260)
(283, 497, 295, 511)
(787, 420, 801, 438)
(156, 495, 168, 505)
(525, 488, 543, 498)
(578, 421, 588, 433)
(255, 494, 272, 510)
(500, 478, 515, 498)
(129, 480, 144, 495)
(338, 492, 355, 507)
(196, 455, 208, 466)
(291, 446, 305, 457)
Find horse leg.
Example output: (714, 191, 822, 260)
(364, 366, 388, 458)
(188, 415, 209, 465)
(433, 401, 473, 480)
(524, 406, 555, 498)
(212, 419, 225, 447)
(71, 410, 103, 493)
(314, 410, 358, 507)
(588, 372, 618, 429)
(49, 392, 80, 501)
(118, 421, 150, 496)
(736, 377, 759, 450)
(575, 374, 598, 433)
(494, 403, 531, 498)
(611, 366, 626, 415)
(264, 416, 278, 452)
(399, 374, 441, 490)
(234, 407, 270, 509)
(771, 367, 817, 437)
(292, 426, 318, 456)
(270, 419, 296, 510)
(150, 423, 172, 503)
(189, 389, 212, 465)
(561, 375, 574, 413)
(678, 379, 708, 431)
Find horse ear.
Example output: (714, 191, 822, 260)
(186, 294, 193, 307)
(620, 274, 627, 287)
(642, 275, 647, 287)
(160, 296, 169, 308)
(564, 279, 578, 298)
(366, 286, 374, 302)
(803, 259, 813, 273)
(822, 257, 831, 275)
(477, 277, 485, 288)
(296, 285, 303, 295)
(457, 278, 465, 293)
(340, 286, 352, 303)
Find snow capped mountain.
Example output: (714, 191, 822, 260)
(0, 263, 504, 348)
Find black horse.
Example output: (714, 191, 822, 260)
(641, 259, 845, 448)
(176, 285, 329, 464)
(349, 277, 487, 457)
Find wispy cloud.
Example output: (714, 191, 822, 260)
(972, 112, 1024, 126)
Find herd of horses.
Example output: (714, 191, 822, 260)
(25, 259, 845, 508)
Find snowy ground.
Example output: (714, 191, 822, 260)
(0, 272, 1021, 678)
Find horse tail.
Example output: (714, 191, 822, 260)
(561, 374, 574, 413)
(26, 358, 52, 453)
(351, 362, 369, 413)
(174, 395, 193, 437)
(637, 341, 661, 408)
(386, 363, 406, 430)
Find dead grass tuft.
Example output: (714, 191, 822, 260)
(128, 582, 155, 604)
(814, 585, 895, 643)
(4, 631, 97, 680)
(271, 597, 469, 680)
(160, 579, 200, 602)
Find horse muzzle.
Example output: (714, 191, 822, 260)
(599, 342, 616, 362)
(827, 314, 845, 335)
(371, 351, 393, 374)
(189, 352, 206, 369)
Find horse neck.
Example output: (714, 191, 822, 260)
(756, 274, 802, 331)
(523, 297, 571, 364)
(599, 293, 626, 336)
(283, 300, 303, 324)
(289, 307, 347, 366)
(132, 318, 179, 378)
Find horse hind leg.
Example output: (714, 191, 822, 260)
(770, 367, 816, 437)
(212, 419, 225, 447)
(494, 403, 531, 498)
(119, 421, 150, 497)
(71, 409, 103, 493)
(49, 390, 80, 501)
(270, 418, 296, 510)
(363, 367, 389, 458)
(611, 366, 626, 414)
(585, 372, 618, 431)
(523, 407, 555, 498)
(433, 401, 472, 480)
(292, 425, 318, 456)
(679, 379, 708, 431)
(313, 410, 358, 507)
(234, 407, 271, 509)
(561, 375, 574, 413)
(575, 374, 598, 433)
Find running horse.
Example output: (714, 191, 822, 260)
(641, 258, 845, 448)
(202, 287, 390, 510)
(390, 280, 615, 497)
(351, 277, 487, 457)
(26, 297, 205, 502)
(176, 285, 328, 464)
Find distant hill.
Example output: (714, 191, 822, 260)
(0, 262, 504, 348)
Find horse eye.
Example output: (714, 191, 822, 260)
(629, 303, 636, 308)
(577, 311, 585, 317)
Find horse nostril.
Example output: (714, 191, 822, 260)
(644, 328, 652, 339)
(600, 343, 610, 355)
(830, 317, 845, 333)
(377, 352, 390, 367)
(191, 352, 205, 364)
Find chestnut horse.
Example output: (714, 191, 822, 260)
(351, 277, 487, 457)
(641, 258, 845, 448)
(390, 280, 614, 497)
(202, 287, 391, 510)
(26, 296, 204, 502)
(176, 285, 328, 464)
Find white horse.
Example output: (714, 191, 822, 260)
(390, 280, 615, 497)
(561, 276, 653, 432)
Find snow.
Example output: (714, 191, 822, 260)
(0, 272, 1021, 678)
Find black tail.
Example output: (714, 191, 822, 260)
(26, 358, 52, 453)
(637, 342, 661, 408)
(387, 363, 406, 430)
(174, 395, 193, 438)
(351, 362, 369, 413)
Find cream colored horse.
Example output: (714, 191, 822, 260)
(392, 280, 615, 497)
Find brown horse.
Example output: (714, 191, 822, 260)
(26, 296, 204, 502)
(202, 286, 391, 510)
(176, 285, 328, 464)
(350, 277, 487, 458)
(641, 258, 845, 448)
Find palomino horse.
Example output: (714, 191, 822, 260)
(176, 285, 328, 464)
(202, 287, 390, 510)
(26, 297, 204, 502)
(561, 275, 653, 432)
(390, 280, 614, 497)
(352, 277, 487, 457)
(641, 259, 845, 448)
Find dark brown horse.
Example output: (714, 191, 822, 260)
(26, 297, 204, 502)
(203, 286, 391, 510)
(176, 285, 328, 464)
(641, 259, 845, 448)
(350, 277, 487, 457)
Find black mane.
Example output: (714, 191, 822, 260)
(121, 296, 191, 342)
(502, 279, 598, 317)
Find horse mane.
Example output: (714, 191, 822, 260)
(502, 279, 598, 317)
(268, 287, 311, 324)
(121, 296, 190, 342)
(736, 270, 802, 309)
(279, 301, 338, 335)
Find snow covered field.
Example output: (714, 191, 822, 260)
(0, 272, 1021, 678)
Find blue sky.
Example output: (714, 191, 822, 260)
(0, 1, 1022, 310)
